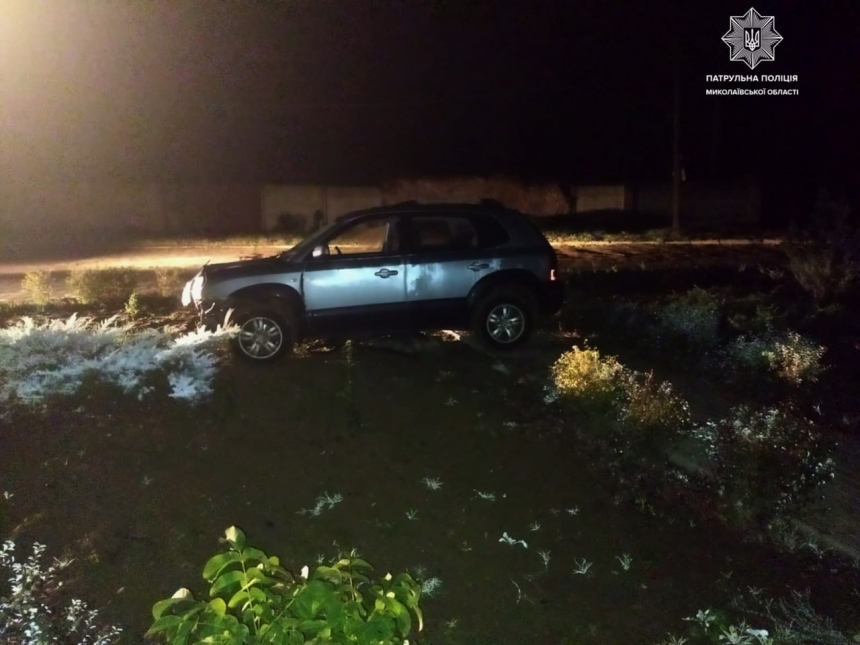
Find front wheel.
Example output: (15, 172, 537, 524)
(233, 308, 295, 362)
(471, 286, 538, 350)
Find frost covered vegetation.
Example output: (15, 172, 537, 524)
(0, 540, 122, 645)
(549, 344, 834, 530)
(0, 313, 235, 405)
(719, 331, 827, 386)
(596, 287, 829, 390)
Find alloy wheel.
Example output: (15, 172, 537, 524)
(237, 316, 284, 360)
(485, 303, 526, 344)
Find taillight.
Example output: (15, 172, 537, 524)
(550, 269, 557, 281)
(549, 251, 559, 281)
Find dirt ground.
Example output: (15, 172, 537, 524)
(3, 330, 854, 645)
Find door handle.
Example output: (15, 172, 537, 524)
(374, 268, 399, 278)
(467, 262, 490, 271)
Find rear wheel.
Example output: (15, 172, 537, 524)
(231, 304, 296, 362)
(471, 285, 539, 350)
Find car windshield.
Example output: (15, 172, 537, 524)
(276, 221, 339, 260)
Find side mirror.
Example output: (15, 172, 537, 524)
(311, 244, 330, 258)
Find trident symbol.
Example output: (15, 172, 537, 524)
(744, 29, 760, 51)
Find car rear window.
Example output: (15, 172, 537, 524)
(470, 215, 510, 248)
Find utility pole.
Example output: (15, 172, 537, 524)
(671, 32, 682, 238)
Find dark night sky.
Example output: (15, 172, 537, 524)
(2, 0, 858, 191)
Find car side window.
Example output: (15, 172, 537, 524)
(323, 217, 398, 256)
(408, 216, 478, 252)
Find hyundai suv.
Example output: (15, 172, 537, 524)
(181, 201, 564, 361)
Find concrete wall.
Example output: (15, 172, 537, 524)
(383, 176, 569, 216)
(573, 185, 628, 213)
(260, 185, 384, 231)
(327, 186, 384, 219)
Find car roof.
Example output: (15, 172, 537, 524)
(336, 200, 522, 223)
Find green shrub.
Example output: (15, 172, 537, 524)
(785, 243, 855, 303)
(124, 292, 141, 319)
(154, 267, 186, 298)
(691, 404, 835, 528)
(608, 370, 692, 487)
(20, 270, 53, 305)
(650, 287, 723, 352)
(551, 344, 627, 416)
(147, 527, 424, 645)
(784, 191, 859, 304)
(66, 268, 137, 304)
(618, 371, 691, 439)
(721, 330, 826, 385)
(726, 300, 781, 335)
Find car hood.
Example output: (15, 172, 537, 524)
(203, 255, 293, 279)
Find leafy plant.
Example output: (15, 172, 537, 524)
(20, 270, 53, 306)
(0, 540, 122, 645)
(147, 526, 424, 645)
(66, 268, 138, 304)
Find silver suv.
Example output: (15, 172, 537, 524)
(181, 202, 564, 361)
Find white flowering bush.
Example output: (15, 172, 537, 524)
(649, 287, 723, 353)
(721, 331, 826, 385)
(0, 540, 122, 645)
(691, 405, 835, 528)
(0, 314, 235, 405)
(658, 588, 860, 645)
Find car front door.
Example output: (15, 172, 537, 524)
(301, 215, 407, 334)
(403, 214, 491, 329)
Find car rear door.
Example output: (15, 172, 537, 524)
(403, 214, 495, 328)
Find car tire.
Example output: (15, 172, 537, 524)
(231, 304, 296, 362)
(471, 284, 538, 350)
